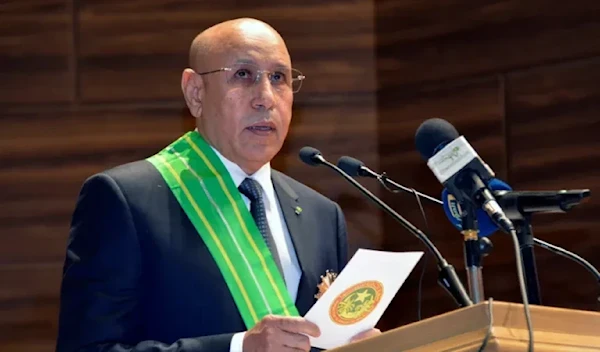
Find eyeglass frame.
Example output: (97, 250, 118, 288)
(196, 64, 306, 93)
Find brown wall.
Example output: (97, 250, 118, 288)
(1, 1, 599, 350)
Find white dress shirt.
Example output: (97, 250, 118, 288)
(208, 146, 302, 352)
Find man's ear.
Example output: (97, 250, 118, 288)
(181, 68, 204, 118)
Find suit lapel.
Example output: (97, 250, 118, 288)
(271, 171, 318, 316)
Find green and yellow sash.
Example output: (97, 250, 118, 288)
(147, 131, 299, 328)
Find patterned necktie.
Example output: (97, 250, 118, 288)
(238, 178, 285, 278)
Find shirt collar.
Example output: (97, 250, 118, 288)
(194, 128, 275, 207)
(208, 144, 275, 210)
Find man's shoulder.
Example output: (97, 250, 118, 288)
(83, 159, 162, 194)
(102, 159, 159, 182)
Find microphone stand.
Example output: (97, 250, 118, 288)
(513, 215, 543, 305)
(311, 156, 473, 308)
(382, 169, 487, 303)
(461, 201, 485, 303)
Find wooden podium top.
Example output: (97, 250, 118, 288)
(329, 300, 600, 351)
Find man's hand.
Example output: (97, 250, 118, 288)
(350, 328, 381, 343)
(243, 315, 321, 352)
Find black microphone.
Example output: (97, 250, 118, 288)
(415, 118, 514, 234)
(299, 146, 324, 166)
(299, 146, 473, 308)
(493, 189, 591, 220)
(338, 156, 442, 205)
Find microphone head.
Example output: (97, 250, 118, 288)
(299, 146, 323, 166)
(442, 178, 512, 237)
(415, 118, 460, 160)
(337, 156, 365, 177)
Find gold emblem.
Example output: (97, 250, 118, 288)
(314, 270, 338, 300)
(329, 280, 384, 325)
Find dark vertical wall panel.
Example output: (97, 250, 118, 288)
(506, 58, 600, 311)
(0, 1, 72, 104)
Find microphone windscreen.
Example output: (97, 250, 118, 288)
(442, 178, 513, 237)
(337, 156, 364, 177)
(299, 146, 322, 166)
(415, 118, 460, 160)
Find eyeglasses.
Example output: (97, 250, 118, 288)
(197, 63, 305, 93)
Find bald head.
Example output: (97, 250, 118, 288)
(180, 18, 296, 174)
(189, 18, 290, 72)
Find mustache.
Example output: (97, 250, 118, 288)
(247, 116, 274, 124)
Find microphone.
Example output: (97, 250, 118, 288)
(299, 146, 325, 166)
(338, 155, 500, 240)
(338, 156, 442, 205)
(444, 178, 594, 304)
(493, 189, 591, 219)
(442, 179, 512, 237)
(443, 181, 591, 233)
(339, 154, 600, 303)
(415, 118, 514, 234)
(444, 178, 541, 303)
(298, 146, 473, 308)
(415, 118, 510, 302)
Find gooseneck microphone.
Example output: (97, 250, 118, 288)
(299, 146, 473, 308)
(338, 156, 442, 205)
(339, 154, 600, 304)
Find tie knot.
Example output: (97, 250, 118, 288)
(238, 177, 263, 202)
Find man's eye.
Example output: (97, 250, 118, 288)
(271, 72, 286, 83)
(235, 69, 253, 79)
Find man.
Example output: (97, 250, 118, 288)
(55, 18, 379, 352)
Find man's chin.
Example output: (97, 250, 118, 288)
(238, 147, 280, 171)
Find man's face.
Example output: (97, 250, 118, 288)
(198, 31, 294, 174)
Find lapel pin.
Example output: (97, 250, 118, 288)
(294, 206, 302, 215)
(315, 269, 338, 300)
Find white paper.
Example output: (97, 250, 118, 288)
(304, 249, 423, 350)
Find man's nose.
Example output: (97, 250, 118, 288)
(251, 73, 275, 111)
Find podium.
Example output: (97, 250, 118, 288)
(329, 300, 600, 351)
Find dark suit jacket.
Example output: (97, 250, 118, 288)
(55, 159, 348, 352)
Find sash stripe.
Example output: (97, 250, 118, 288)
(153, 154, 259, 324)
(168, 146, 273, 315)
(184, 135, 292, 315)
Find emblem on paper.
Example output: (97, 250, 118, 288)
(329, 280, 384, 325)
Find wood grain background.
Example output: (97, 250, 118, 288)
(1, 1, 599, 350)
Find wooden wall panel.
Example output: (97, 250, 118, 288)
(0, 106, 189, 352)
(376, 77, 509, 329)
(506, 58, 600, 311)
(0, 106, 189, 265)
(78, 0, 376, 102)
(0, 264, 62, 352)
(0, 0, 72, 104)
(376, 0, 600, 88)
